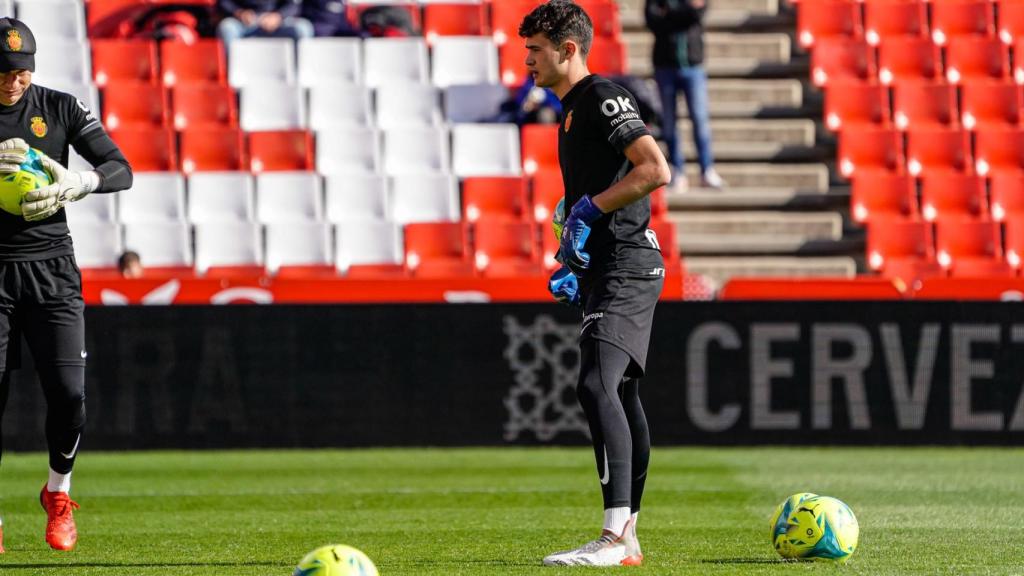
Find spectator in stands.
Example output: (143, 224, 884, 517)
(498, 76, 563, 126)
(302, 0, 360, 37)
(646, 0, 725, 192)
(216, 0, 314, 43)
(118, 251, 144, 279)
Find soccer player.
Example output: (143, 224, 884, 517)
(519, 0, 671, 567)
(0, 18, 133, 551)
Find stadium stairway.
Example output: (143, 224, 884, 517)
(618, 0, 859, 289)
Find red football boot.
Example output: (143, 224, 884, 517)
(40, 485, 79, 551)
(0, 516, 5, 553)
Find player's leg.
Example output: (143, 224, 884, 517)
(21, 257, 85, 551)
(543, 339, 642, 567)
(653, 67, 683, 189)
(620, 376, 649, 554)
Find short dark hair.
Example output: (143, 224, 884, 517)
(518, 0, 593, 57)
(118, 250, 141, 270)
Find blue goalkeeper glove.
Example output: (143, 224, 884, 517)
(548, 266, 581, 306)
(559, 195, 604, 275)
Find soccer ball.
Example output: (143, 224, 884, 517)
(551, 197, 565, 240)
(770, 494, 858, 561)
(0, 148, 51, 216)
(293, 544, 379, 576)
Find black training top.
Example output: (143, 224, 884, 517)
(0, 83, 132, 261)
(558, 74, 664, 276)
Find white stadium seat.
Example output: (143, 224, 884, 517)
(187, 172, 255, 222)
(298, 37, 362, 86)
(65, 192, 116, 223)
(431, 36, 499, 88)
(444, 83, 508, 123)
(451, 123, 522, 177)
(16, 0, 86, 39)
(240, 84, 306, 131)
(265, 221, 332, 271)
(308, 83, 373, 129)
(67, 221, 121, 268)
(388, 173, 460, 224)
(228, 38, 296, 88)
(315, 127, 381, 175)
(255, 171, 323, 223)
(123, 221, 193, 267)
(119, 172, 186, 223)
(375, 83, 442, 129)
(363, 38, 429, 87)
(381, 126, 449, 175)
(194, 221, 263, 272)
(325, 173, 388, 222)
(334, 219, 403, 272)
(33, 39, 91, 85)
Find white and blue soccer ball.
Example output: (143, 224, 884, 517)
(770, 493, 859, 561)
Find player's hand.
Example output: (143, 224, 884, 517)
(22, 156, 100, 221)
(548, 266, 581, 306)
(559, 195, 604, 275)
(0, 137, 28, 173)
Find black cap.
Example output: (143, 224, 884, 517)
(0, 18, 34, 73)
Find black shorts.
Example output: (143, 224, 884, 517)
(580, 269, 664, 378)
(0, 255, 85, 372)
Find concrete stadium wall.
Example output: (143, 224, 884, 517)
(3, 303, 1023, 450)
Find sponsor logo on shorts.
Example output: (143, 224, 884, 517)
(650, 267, 665, 277)
(582, 312, 604, 333)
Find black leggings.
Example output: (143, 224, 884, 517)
(576, 339, 650, 512)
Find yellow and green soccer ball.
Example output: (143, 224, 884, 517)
(770, 493, 859, 561)
(0, 148, 52, 216)
(552, 197, 566, 240)
(293, 544, 379, 576)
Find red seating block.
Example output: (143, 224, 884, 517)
(171, 83, 238, 130)
(588, 37, 627, 76)
(960, 82, 1020, 129)
(878, 37, 942, 84)
(109, 127, 177, 172)
(934, 218, 1002, 271)
(521, 124, 559, 176)
(838, 127, 904, 177)
(248, 130, 314, 172)
(919, 172, 988, 221)
(944, 37, 1009, 83)
(892, 82, 957, 130)
(811, 38, 875, 86)
(974, 127, 1024, 174)
(423, 3, 488, 40)
(797, 0, 862, 48)
(180, 127, 246, 172)
(999, 0, 1024, 45)
(473, 220, 541, 277)
(824, 81, 890, 130)
(930, 0, 994, 45)
(91, 39, 157, 86)
(905, 127, 971, 176)
(989, 170, 1024, 221)
(864, 0, 927, 46)
(403, 222, 474, 277)
(577, 0, 623, 39)
(867, 218, 934, 271)
(160, 39, 227, 86)
(462, 176, 530, 222)
(101, 81, 168, 130)
(1003, 215, 1024, 268)
(850, 171, 917, 222)
(531, 169, 565, 223)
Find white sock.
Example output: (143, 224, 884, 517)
(603, 506, 631, 536)
(631, 511, 639, 527)
(47, 468, 71, 494)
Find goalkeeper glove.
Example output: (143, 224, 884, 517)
(548, 266, 581, 307)
(22, 155, 100, 222)
(559, 195, 604, 275)
(0, 137, 28, 173)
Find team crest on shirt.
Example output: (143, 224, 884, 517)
(6, 30, 21, 52)
(30, 116, 47, 138)
(564, 110, 573, 133)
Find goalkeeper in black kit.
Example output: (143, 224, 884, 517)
(0, 18, 132, 551)
(520, 0, 671, 568)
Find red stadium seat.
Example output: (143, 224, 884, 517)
(999, 0, 1024, 45)
(988, 170, 1024, 221)
(881, 257, 945, 287)
(1014, 40, 1024, 84)
(838, 127, 904, 177)
(109, 127, 177, 172)
(491, 0, 542, 46)
(919, 172, 988, 221)
(930, 0, 994, 45)
(797, 0, 862, 48)
(423, 3, 488, 40)
(974, 127, 1024, 174)
(403, 222, 474, 277)
(866, 218, 934, 270)
(521, 124, 559, 176)
(934, 218, 1002, 271)
(473, 220, 541, 277)
(462, 176, 530, 222)
(101, 81, 168, 130)
(86, 0, 146, 35)
(648, 217, 681, 270)
(863, 0, 927, 46)
(960, 81, 1021, 129)
(905, 127, 971, 176)
(650, 186, 668, 218)
(1004, 215, 1024, 268)
(577, 0, 623, 39)
(892, 81, 957, 130)
(499, 42, 527, 87)
(850, 171, 917, 222)
(944, 37, 1009, 83)
(811, 38, 875, 86)
(171, 83, 238, 130)
(824, 81, 890, 130)
(587, 37, 627, 76)
(531, 169, 565, 222)
(878, 37, 941, 84)
(248, 130, 314, 172)
(91, 39, 157, 87)
(179, 127, 246, 173)
(160, 39, 227, 86)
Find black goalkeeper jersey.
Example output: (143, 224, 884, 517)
(558, 75, 664, 276)
(0, 83, 131, 261)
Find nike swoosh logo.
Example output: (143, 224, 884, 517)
(61, 434, 81, 459)
(599, 445, 610, 485)
(80, 350, 87, 359)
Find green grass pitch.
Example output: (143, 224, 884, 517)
(0, 447, 1020, 575)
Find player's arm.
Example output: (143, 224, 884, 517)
(70, 129, 133, 194)
(590, 135, 670, 213)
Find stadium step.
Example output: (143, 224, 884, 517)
(683, 256, 858, 288)
(664, 79, 806, 119)
(618, 0, 787, 31)
(668, 211, 844, 255)
(681, 163, 829, 192)
(666, 187, 845, 210)
(627, 32, 804, 78)
(674, 118, 823, 162)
